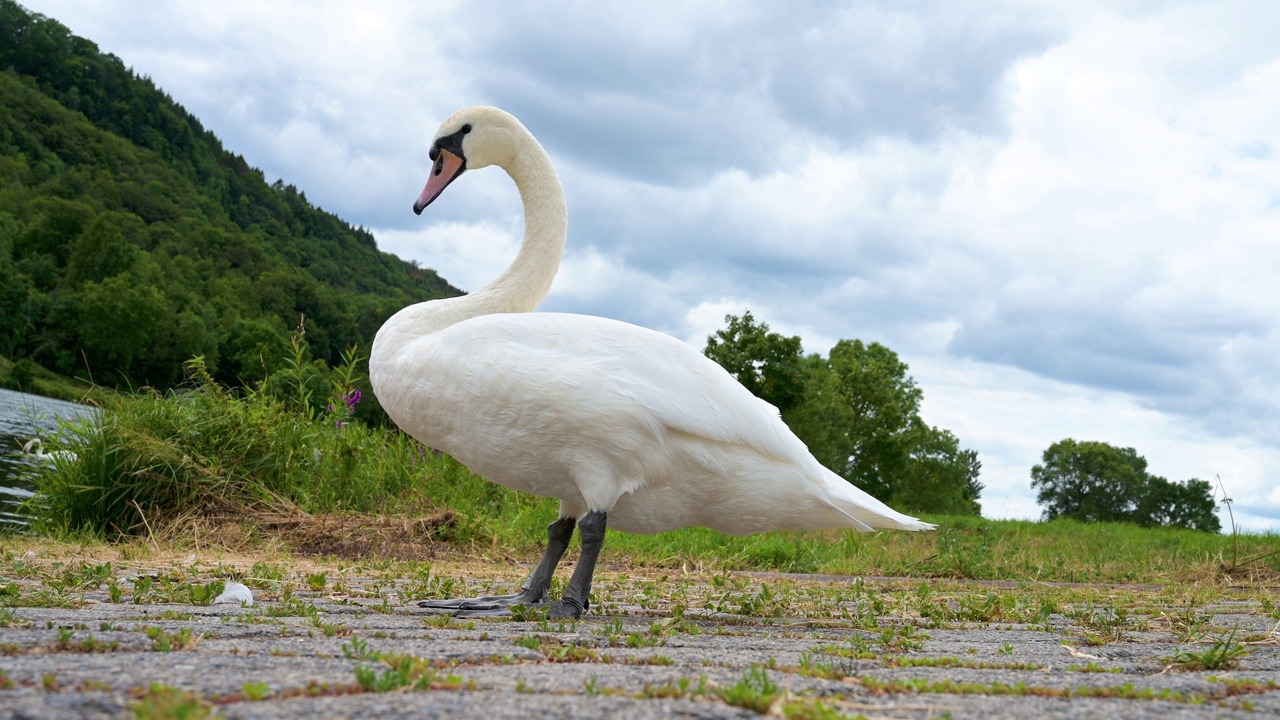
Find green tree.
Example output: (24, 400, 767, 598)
(142, 308, 218, 388)
(220, 317, 291, 384)
(0, 212, 32, 356)
(783, 339, 939, 503)
(705, 313, 982, 514)
(64, 211, 145, 286)
(703, 310, 806, 414)
(1137, 476, 1221, 533)
(898, 425, 984, 516)
(785, 354, 859, 481)
(75, 274, 166, 378)
(822, 339, 923, 500)
(1031, 439, 1148, 523)
(17, 196, 94, 269)
(1031, 439, 1220, 532)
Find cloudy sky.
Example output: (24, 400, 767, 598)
(26, 0, 1280, 531)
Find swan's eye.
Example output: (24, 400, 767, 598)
(460, 124, 472, 134)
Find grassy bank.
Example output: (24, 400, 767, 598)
(18, 367, 1280, 587)
(0, 355, 114, 406)
(26, 360, 546, 544)
(603, 514, 1280, 585)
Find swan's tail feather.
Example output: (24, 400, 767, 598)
(820, 468, 936, 532)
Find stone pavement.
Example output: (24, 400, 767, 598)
(1, 567, 1277, 719)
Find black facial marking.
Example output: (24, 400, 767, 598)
(432, 127, 469, 161)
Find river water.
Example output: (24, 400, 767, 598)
(0, 388, 98, 529)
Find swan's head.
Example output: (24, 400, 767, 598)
(414, 106, 522, 215)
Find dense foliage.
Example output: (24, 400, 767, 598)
(0, 1, 459, 398)
(704, 311, 983, 515)
(1031, 438, 1221, 533)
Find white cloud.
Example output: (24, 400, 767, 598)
(374, 220, 520, 296)
(911, 355, 1279, 531)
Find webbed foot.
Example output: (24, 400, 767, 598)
(418, 587, 543, 613)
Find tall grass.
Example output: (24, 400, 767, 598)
(600, 514, 1280, 584)
(29, 356, 556, 546)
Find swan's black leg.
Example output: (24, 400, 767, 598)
(418, 516, 576, 612)
(547, 510, 606, 619)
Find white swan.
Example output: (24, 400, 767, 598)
(19, 438, 76, 464)
(370, 106, 933, 619)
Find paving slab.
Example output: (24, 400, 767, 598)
(1, 560, 1277, 719)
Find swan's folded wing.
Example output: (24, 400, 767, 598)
(422, 312, 822, 473)
(534, 313, 825, 472)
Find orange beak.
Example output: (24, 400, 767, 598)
(414, 149, 465, 215)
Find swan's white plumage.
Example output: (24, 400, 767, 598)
(213, 581, 254, 607)
(19, 438, 76, 464)
(371, 106, 931, 547)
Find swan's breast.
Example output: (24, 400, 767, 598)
(376, 314, 672, 499)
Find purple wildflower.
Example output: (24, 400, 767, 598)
(345, 389, 362, 411)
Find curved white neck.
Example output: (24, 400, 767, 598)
(470, 143, 567, 316)
(372, 129, 567, 363)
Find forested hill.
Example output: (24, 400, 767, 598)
(0, 1, 462, 391)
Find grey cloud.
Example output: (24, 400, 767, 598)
(950, 309, 1198, 395)
(446, 1, 1057, 186)
(1234, 501, 1280, 524)
(949, 302, 1278, 442)
(766, 4, 1058, 144)
(100, 1, 1057, 232)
